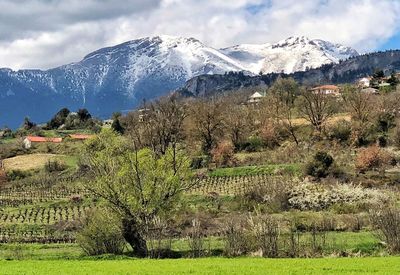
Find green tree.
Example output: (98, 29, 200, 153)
(77, 108, 92, 122)
(81, 129, 195, 257)
(23, 117, 36, 130)
(47, 108, 70, 129)
(111, 112, 124, 134)
(387, 72, 399, 87)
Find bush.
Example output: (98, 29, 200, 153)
(304, 151, 334, 178)
(6, 169, 31, 181)
(223, 220, 248, 257)
(240, 176, 295, 212)
(242, 136, 264, 152)
(77, 209, 126, 256)
(211, 141, 237, 167)
(370, 207, 400, 254)
(328, 120, 351, 143)
(190, 156, 208, 169)
(260, 121, 282, 149)
(44, 159, 67, 173)
(390, 123, 400, 148)
(248, 214, 279, 258)
(355, 145, 391, 173)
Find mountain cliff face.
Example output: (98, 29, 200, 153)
(0, 35, 358, 128)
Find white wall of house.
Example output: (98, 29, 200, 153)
(23, 138, 32, 149)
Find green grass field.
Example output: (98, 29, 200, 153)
(0, 257, 399, 275)
(209, 164, 301, 177)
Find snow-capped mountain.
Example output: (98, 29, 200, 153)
(0, 35, 357, 128)
(221, 36, 358, 74)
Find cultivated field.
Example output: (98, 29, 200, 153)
(3, 154, 65, 171)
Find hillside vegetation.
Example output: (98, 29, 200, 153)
(0, 77, 400, 272)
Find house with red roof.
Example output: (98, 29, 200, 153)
(310, 85, 340, 96)
(23, 136, 62, 149)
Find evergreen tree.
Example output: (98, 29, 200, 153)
(77, 109, 92, 122)
(111, 112, 124, 134)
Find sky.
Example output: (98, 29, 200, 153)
(0, 0, 400, 70)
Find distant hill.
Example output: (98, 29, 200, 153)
(178, 50, 400, 97)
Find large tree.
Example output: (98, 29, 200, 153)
(189, 99, 225, 155)
(81, 129, 194, 257)
(123, 97, 187, 156)
(266, 78, 300, 145)
(297, 89, 336, 134)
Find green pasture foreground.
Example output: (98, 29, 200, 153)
(0, 257, 399, 275)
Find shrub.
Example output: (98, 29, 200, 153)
(77, 209, 126, 256)
(260, 121, 282, 149)
(248, 214, 279, 258)
(242, 136, 264, 152)
(355, 145, 391, 173)
(241, 176, 295, 212)
(6, 169, 31, 181)
(211, 141, 237, 167)
(304, 151, 334, 178)
(328, 120, 351, 143)
(223, 220, 248, 257)
(190, 156, 208, 169)
(45, 159, 67, 173)
(187, 219, 205, 258)
(370, 207, 400, 254)
(390, 123, 400, 148)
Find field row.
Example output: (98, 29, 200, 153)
(0, 205, 92, 225)
(0, 189, 88, 206)
(190, 175, 293, 195)
(0, 228, 75, 244)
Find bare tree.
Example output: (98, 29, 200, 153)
(224, 103, 253, 149)
(123, 96, 187, 156)
(297, 89, 336, 134)
(189, 99, 226, 155)
(342, 85, 374, 125)
(265, 78, 300, 145)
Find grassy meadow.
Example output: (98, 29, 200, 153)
(0, 257, 399, 275)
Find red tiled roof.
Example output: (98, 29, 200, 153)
(69, 134, 94, 140)
(25, 136, 62, 143)
(311, 85, 340, 90)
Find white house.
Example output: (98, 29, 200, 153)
(247, 91, 265, 104)
(358, 77, 371, 88)
(310, 85, 341, 96)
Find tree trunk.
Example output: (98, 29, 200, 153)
(122, 217, 147, 257)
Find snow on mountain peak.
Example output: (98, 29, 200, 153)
(221, 36, 358, 74)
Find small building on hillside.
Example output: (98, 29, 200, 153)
(310, 85, 340, 96)
(103, 119, 113, 127)
(23, 136, 62, 149)
(69, 134, 94, 140)
(247, 91, 266, 104)
(358, 77, 371, 88)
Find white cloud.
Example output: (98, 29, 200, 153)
(0, 0, 399, 69)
